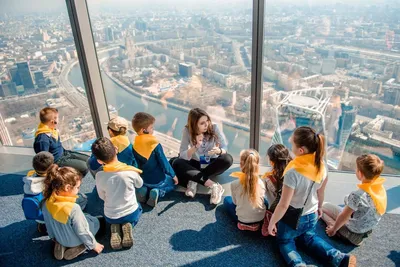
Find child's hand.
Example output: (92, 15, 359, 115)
(268, 223, 277, 236)
(317, 207, 323, 219)
(93, 243, 104, 254)
(173, 176, 179, 185)
(326, 225, 337, 237)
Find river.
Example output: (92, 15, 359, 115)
(67, 57, 270, 161)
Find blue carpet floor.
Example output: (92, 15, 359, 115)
(0, 173, 399, 267)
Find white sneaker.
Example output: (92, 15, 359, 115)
(210, 183, 224, 205)
(185, 181, 198, 198)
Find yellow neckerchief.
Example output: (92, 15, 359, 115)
(230, 171, 247, 186)
(103, 160, 142, 174)
(35, 123, 59, 140)
(27, 170, 36, 177)
(111, 135, 130, 153)
(358, 177, 387, 215)
(133, 134, 159, 160)
(45, 192, 78, 224)
(283, 153, 325, 183)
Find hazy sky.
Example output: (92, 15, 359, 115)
(0, 0, 390, 15)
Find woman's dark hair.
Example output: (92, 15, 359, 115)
(186, 108, 217, 145)
(292, 126, 325, 173)
(43, 164, 82, 201)
(267, 144, 292, 192)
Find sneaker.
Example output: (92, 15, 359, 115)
(210, 183, 224, 205)
(37, 222, 47, 235)
(136, 186, 148, 203)
(95, 215, 106, 238)
(121, 222, 134, 248)
(339, 254, 357, 267)
(147, 188, 160, 207)
(237, 222, 260, 231)
(64, 244, 86, 260)
(110, 224, 122, 250)
(54, 240, 66, 260)
(185, 181, 198, 198)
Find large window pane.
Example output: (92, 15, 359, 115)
(0, 1, 96, 151)
(261, 1, 400, 174)
(86, 0, 253, 160)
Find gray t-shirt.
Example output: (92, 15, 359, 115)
(283, 168, 327, 216)
(345, 189, 382, 234)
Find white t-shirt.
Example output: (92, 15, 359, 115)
(96, 170, 143, 219)
(283, 168, 327, 216)
(231, 179, 266, 223)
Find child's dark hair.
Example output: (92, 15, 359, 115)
(91, 137, 116, 164)
(32, 151, 54, 176)
(292, 126, 325, 173)
(132, 112, 155, 133)
(356, 154, 384, 180)
(43, 164, 82, 200)
(267, 144, 292, 191)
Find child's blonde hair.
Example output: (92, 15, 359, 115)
(43, 165, 82, 200)
(356, 154, 384, 180)
(240, 149, 261, 207)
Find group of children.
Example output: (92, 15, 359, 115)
(21, 107, 387, 266)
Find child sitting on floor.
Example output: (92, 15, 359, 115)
(322, 154, 387, 246)
(131, 112, 178, 207)
(42, 165, 104, 260)
(92, 137, 143, 250)
(87, 116, 138, 177)
(224, 149, 266, 231)
(22, 152, 87, 234)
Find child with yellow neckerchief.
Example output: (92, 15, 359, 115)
(87, 116, 138, 177)
(322, 154, 387, 246)
(34, 107, 89, 176)
(91, 137, 143, 250)
(131, 112, 178, 208)
(268, 126, 356, 267)
(225, 149, 266, 231)
(42, 165, 104, 260)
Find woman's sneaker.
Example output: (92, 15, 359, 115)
(54, 240, 66, 260)
(185, 181, 198, 198)
(210, 183, 224, 204)
(339, 254, 357, 267)
(64, 244, 86, 260)
(136, 186, 148, 203)
(121, 223, 134, 248)
(147, 189, 160, 207)
(110, 224, 122, 250)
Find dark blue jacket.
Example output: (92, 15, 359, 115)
(33, 133, 64, 161)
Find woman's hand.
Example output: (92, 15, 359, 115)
(93, 243, 104, 254)
(268, 223, 277, 236)
(195, 134, 204, 148)
(208, 146, 224, 156)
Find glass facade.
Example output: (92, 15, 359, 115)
(261, 2, 400, 175)
(0, 0, 399, 174)
(86, 0, 253, 160)
(0, 1, 96, 151)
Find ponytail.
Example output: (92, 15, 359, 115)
(267, 144, 292, 192)
(43, 164, 82, 202)
(240, 149, 261, 207)
(293, 126, 325, 174)
(315, 134, 325, 173)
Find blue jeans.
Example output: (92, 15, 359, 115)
(143, 176, 176, 198)
(223, 196, 269, 223)
(105, 204, 142, 226)
(277, 212, 345, 267)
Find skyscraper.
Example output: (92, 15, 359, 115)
(179, 63, 193, 78)
(34, 71, 46, 90)
(105, 27, 114, 42)
(0, 81, 17, 97)
(0, 112, 12, 146)
(8, 67, 22, 86)
(16, 62, 35, 91)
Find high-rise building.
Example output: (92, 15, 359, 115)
(8, 67, 22, 86)
(179, 63, 193, 78)
(321, 58, 336, 75)
(135, 20, 147, 32)
(105, 27, 114, 42)
(16, 62, 35, 91)
(0, 112, 12, 146)
(383, 84, 400, 106)
(0, 81, 17, 97)
(34, 71, 46, 90)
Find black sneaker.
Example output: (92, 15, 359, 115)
(37, 222, 47, 235)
